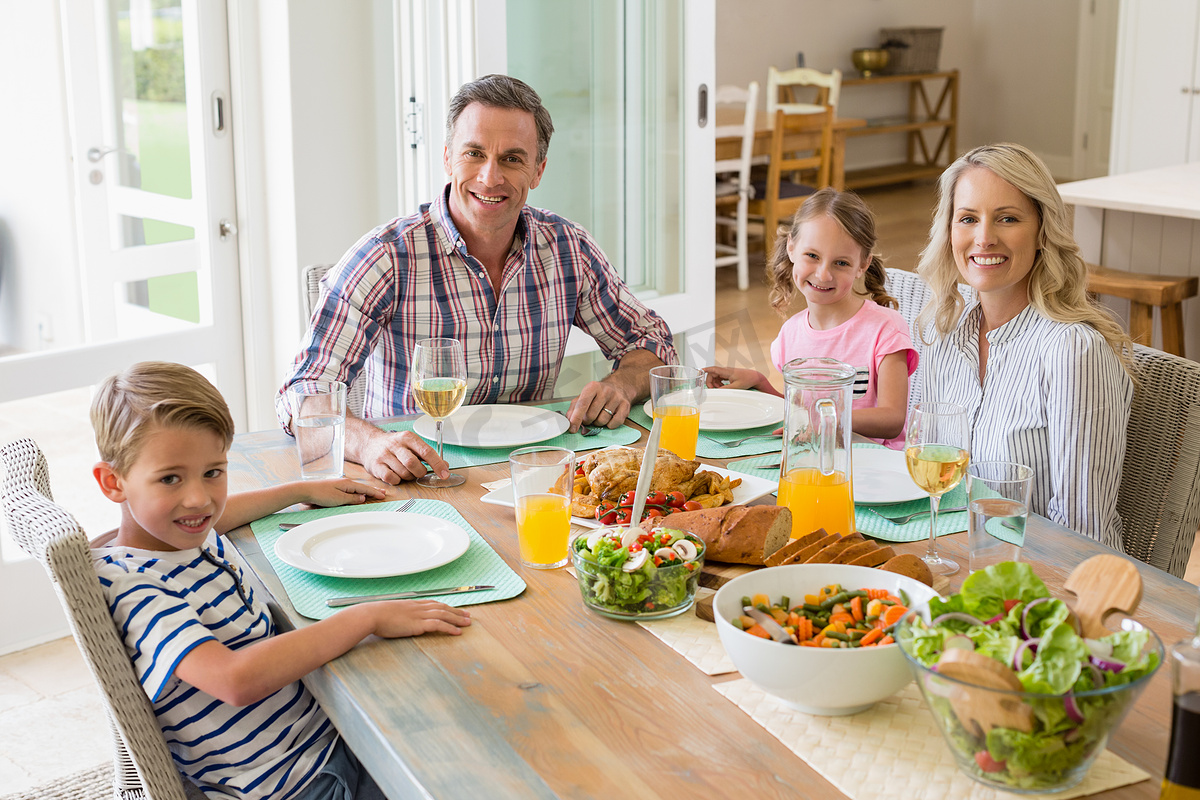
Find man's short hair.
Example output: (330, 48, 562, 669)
(445, 74, 555, 164)
(91, 361, 235, 475)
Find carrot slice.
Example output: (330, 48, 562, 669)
(850, 595, 864, 622)
(859, 627, 884, 647)
(745, 624, 772, 639)
(828, 612, 855, 626)
(880, 604, 908, 627)
(879, 635, 894, 645)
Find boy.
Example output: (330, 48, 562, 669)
(90, 362, 471, 799)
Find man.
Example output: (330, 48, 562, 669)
(278, 74, 676, 484)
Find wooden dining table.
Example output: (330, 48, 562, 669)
(715, 108, 866, 192)
(225, 415, 1188, 799)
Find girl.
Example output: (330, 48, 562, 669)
(704, 188, 917, 448)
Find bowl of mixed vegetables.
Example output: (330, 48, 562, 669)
(569, 526, 705, 620)
(713, 564, 940, 715)
(897, 562, 1162, 794)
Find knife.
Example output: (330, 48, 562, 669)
(626, 415, 663, 534)
(326, 585, 494, 607)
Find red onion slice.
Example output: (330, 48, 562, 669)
(1064, 693, 1085, 723)
(1088, 662, 1104, 688)
(984, 612, 1005, 624)
(1020, 596, 1053, 640)
(1090, 654, 1127, 673)
(932, 612, 987, 627)
(1012, 637, 1041, 671)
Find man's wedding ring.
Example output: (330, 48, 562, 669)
(602, 407, 614, 416)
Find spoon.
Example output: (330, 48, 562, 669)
(743, 606, 796, 644)
(1062, 554, 1143, 638)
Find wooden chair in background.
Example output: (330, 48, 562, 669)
(766, 66, 842, 115)
(1086, 262, 1198, 357)
(714, 82, 759, 291)
(748, 106, 833, 258)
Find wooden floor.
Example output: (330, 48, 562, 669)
(712, 178, 1200, 584)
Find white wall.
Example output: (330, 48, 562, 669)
(0, 3, 84, 354)
(715, 0, 1083, 178)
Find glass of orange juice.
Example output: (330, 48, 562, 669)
(508, 447, 576, 569)
(649, 365, 706, 460)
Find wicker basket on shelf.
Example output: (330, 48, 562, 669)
(879, 27, 943, 74)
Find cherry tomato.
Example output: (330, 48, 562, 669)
(575, 465, 585, 476)
(681, 500, 703, 512)
(645, 490, 667, 506)
(629, 542, 643, 552)
(598, 510, 618, 524)
(615, 508, 631, 524)
(1003, 599, 1020, 613)
(620, 490, 637, 505)
(974, 751, 1006, 773)
(666, 490, 686, 508)
(642, 508, 664, 519)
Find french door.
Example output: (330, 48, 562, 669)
(0, 0, 243, 654)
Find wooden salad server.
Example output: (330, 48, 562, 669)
(936, 648, 1035, 737)
(1062, 554, 1144, 639)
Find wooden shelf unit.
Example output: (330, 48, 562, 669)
(841, 69, 958, 190)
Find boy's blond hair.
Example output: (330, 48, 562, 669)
(91, 361, 235, 474)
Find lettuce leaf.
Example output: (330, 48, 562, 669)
(959, 562, 1050, 620)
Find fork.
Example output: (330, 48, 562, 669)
(867, 505, 966, 525)
(279, 498, 416, 529)
(579, 425, 602, 437)
(701, 432, 782, 448)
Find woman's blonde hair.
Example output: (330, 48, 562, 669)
(915, 142, 1134, 373)
(767, 187, 897, 316)
(91, 361, 235, 475)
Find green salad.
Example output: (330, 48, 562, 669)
(899, 562, 1161, 792)
(571, 526, 704, 618)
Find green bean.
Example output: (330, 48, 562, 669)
(803, 603, 825, 614)
(779, 596, 791, 611)
(741, 596, 752, 608)
(826, 631, 852, 642)
(820, 591, 852, 610)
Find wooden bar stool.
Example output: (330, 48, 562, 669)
(1086, 263, 1199, 357)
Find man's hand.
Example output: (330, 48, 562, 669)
(346, 417, 448, 484)
(565, 349, 664, 431)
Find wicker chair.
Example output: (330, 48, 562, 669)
(301, 263, 367, 417)
(883, 267, 976, 409)
(1117, 345, 1200, 578)
(0, 438, 199, 800)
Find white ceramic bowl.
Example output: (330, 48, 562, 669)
(714, 563, 940, 715)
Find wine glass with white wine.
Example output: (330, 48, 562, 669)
(905, 402, 970, 576)
(411, 338, 468, 488)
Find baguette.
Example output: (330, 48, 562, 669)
(832, 540, 884, 565)
(763, 529, 828, 567)
(644, 504, 791, 565)
(782, 532, 843, 565)
(880, 553, 934, 587)
(847, 545, 895, 567)
(804, 533, 865, 564)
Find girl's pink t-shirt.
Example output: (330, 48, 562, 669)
(770, 301, 918, 449)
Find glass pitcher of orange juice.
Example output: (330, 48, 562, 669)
(777, 357, 855, 540)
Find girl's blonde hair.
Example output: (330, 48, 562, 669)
(915, 142, 1134, 373)
(767, 187, 897, 316)
(91, 361, 235, 475)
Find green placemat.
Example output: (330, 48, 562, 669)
(380, 401, 641, 469)
(626, 404, 782, 459)
(251, 500, 525, 620)
(726, 444, 969, 543)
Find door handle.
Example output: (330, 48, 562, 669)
(87, 146, 119, 163)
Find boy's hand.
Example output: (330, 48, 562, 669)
(299, 478, 387, 507)
(702, 366, 766, 390)
(369, 599, 472, 638)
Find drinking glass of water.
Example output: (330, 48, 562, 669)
(967, 461, 1033, 574)
(288, 380, 347, 479)
(411, 338, 467, 488)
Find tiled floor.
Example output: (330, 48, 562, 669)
(3, 181, 1199, 795)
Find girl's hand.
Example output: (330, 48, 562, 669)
(299, 478, 387, 507)
(370, 599, 472, 638)
(702, 366, 767, 390)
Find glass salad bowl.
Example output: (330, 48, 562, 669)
(569, 526, 705, 620)
(896, 563, 1163, 794)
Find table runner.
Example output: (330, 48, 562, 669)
(250, 500, 525, 620)
(380, 401, 640, 468)
(726, 444, 969, 543)
(713, 679, 1149, 800)
(626, 404, 782, 458)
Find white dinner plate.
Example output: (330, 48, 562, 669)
(413, 405, 569, 449)
(852, 446, 925, 505)
(273, 512, 470, 578)
(479, 464, 777, 528)
(642, 388, 785, 432)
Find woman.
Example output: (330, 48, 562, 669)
(916, 142, 1134, 549)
